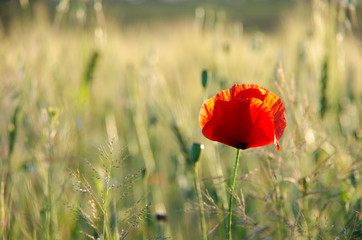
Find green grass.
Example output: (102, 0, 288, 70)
(0, 0, 361, 239)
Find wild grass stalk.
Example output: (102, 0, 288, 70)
(72, 138, 150, 239)
(0, 1, 361, 238)
(319, 57, 328, 119)
(142, 168, 149, 240)
(0, 181, 5, 237)
(190, 143, 207, 240)
(201, 69, 228, 239)
(210, 144, 228, 239)
(0, 104, 21, 238)
(80, 51, 100, 104)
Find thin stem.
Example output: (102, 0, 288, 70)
(227, 148, 241, 240)
(213, 144, 227, 239)
(103, 171, 111, 239)
(142, 169, 149, 240)
(194, 162, 207, 240)
(46, 140, 55, 240)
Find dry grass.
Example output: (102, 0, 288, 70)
(0, 0, 361, 239)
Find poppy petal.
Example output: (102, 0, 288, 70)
(246, 98, 275, 149)
(201, 98, 275, 149)
(230, 84, 267, 101)
(263, 93, 286, 140)
(199, 88, 231, 129)
(199, 84, 286, 150)
(201, 98, 253, 148)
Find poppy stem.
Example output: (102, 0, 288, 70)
(227, 148, 241, 240)
(194, 162, 207, 240)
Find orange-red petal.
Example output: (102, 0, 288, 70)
(263, 93, 286, 140)
(201, 98, 275, 149)
(199, 88, 231, 129)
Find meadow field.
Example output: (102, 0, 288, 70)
(0, 0, 361, 239)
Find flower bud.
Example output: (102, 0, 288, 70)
(201, 70, 209, 89)
(190, 143, 204, 164)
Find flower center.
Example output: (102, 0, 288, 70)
(237, 143, 248, 149)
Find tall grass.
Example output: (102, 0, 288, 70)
(0, 0, 361, 239)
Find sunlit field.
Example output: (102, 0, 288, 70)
(0, 0, 361, 239)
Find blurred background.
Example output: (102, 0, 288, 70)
(0, 0, 305, 30)
(0, 0, 361, 239)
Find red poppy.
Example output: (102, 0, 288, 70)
(199, 84, 286, 150)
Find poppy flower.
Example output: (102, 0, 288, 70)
(199, 84, 286, 150)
